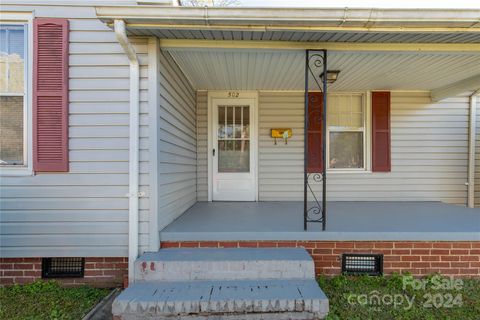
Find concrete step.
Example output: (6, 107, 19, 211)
(135, 248, 315, 282)
(113, 279, 329, 320)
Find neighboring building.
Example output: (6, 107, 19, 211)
(1, 0, 479, 292)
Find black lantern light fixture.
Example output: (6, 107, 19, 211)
(320, 70, 340, 84)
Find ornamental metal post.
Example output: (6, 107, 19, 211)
(304, 49, 327, 231)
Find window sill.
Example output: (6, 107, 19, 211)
(0, 166, 34, 177)
(327, 169, 372, 174)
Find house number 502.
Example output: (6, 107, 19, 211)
(228, 91, 240, 98)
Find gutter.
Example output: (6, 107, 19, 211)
(114, 19, 140, 284)
(96, 6, 480, 33)
(468, 89, 480, 208)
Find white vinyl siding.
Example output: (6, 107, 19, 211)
(0, 3, 151, 257)
(157, 50, 197, 230)
(197, 91, 469, 205)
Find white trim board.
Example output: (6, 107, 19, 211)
(207, 91, 259, 202)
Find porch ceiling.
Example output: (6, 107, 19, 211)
(166, 49, 480, 91)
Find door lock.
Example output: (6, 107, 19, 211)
(213, 148, 216, 156)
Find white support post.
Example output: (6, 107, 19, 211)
(468, 90, 480, 208)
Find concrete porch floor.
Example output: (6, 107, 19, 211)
(160, 202, 480, 242)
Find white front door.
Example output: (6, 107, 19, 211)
(212, 98, 256, 201)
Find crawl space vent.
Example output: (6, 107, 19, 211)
(342, 253, 383, 276)
(42, 258, 85, 278)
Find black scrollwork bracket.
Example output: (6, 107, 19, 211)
(304, 50, 327, 231)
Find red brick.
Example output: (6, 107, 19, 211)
(199, 242, 220, 248)
(413, 242, 433, 248)
(452, 243, 471, 249)
(314, 249, 333, 255)
(374, 242, 394, 249)
(441, 256, 460, 262)
(296, 241, 316, 249)
(4, 270, 23, 276)
(411, 249, 430, 255)
(402, 256, 421, 262)
(277, 242, 297, 247)
(354, 242, 374, 249)
(395, 242, 414, 248)
(161, 242, 181, 248)
(315, 242, 335, 248)
(421, 256, 440, 262)
(450, 250, 469, 255)
(390, 262, 411, 268)
(433, 243, 452, 249)
(411, 262, 431, 268)
(392, 249, 410, 255)
(335, 242, 354, 249)
(431, 262, 450, 268)
(238, 242, 258, 248)
(179, 242, 200, 248)
(450, 262, 470, 268)
(0, 263, 13, 270)
(219, 242, 239, 248)
(460, 256, 479, 262)
(431, 249, 449, 255)
(84, 270, 104, 276)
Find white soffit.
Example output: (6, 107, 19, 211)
(166, 49, 480, 91)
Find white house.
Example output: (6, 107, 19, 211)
(1, 1, 479, 318)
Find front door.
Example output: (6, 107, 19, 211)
(212, 98, 256, 201)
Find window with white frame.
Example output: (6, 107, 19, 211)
(0, 24, 27, 166)
(327, 93, 366, 170)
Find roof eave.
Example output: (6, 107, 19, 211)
(95, 6, 480, 33)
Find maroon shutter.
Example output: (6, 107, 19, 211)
(307, 92, 324, 173)
(372, 91, 391, 172)
(33, 18, 69, 172)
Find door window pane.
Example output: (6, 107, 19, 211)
(329, 132, 363, 169)
(218, 106, 225, 138)
(218, 140, 250, 172)
(226, 107, 233, 138)
(242, 106, 249, 138)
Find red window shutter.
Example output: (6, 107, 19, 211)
(307, 92, 324, 173)
(33, 18, 69, 172)
(372, 91, 391, 172)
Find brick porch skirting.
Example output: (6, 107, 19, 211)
(0, 257, 127, 287)
(161, 241, 480, 278)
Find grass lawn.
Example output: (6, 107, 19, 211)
(0, 280, 110, 320)
(319, 274, 480, 320)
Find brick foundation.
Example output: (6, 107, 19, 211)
(161, 241, 480, 278)
(0, 257, 127, 287)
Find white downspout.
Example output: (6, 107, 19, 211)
(114, 20, 139, 284)
(468, 89, 480, 208)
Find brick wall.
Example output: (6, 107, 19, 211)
(0, 257, 127, 287)
(161, 241, 480, 278)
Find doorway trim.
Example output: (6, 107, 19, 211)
(207, 91, 259, 202)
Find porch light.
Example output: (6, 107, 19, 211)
(320, 70, 340, 84)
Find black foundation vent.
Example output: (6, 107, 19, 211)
(42, 258, 85, 278)
(342, 253, 383, 276)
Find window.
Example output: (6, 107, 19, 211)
(0, 13, 32, 176)
(0, 24, 27, 166)
(327, 94, 367, 170)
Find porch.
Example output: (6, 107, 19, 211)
(160, 201, 480, 242)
